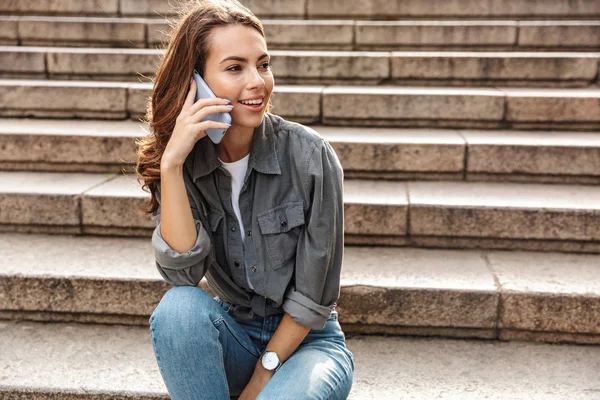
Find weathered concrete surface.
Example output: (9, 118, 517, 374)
(307, 0, 600, 19)
(0, 319, 599, 399)
(487, 251, 600, 334)
(408, 180, 600, 241)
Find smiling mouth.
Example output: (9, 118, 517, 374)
(239, 98, 264, 106)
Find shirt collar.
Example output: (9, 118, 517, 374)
(190, 114, 281, 182)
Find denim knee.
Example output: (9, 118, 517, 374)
(150, 286, 214, 328)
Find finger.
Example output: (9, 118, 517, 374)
(194, 119, 231, 133)
(182, 78, 197, 109)
(189, 96, 231, 115)
(190, 104, 234, 123)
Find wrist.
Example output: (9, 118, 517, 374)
(258, 350, 282, 374)
(160, 159, 184, 173)
(255, 360, 275, 376)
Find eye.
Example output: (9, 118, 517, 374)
(226, 62, 271, 72)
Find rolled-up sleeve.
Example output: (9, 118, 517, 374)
(282, 139, 344, 330)
(150, 175, 212, 286)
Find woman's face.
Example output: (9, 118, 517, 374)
(203, 24, 274, 131)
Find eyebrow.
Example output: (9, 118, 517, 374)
(220, 53, 270, 64)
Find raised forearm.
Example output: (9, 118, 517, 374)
(159, 163, 198, 254)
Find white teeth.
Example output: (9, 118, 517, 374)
(240, 99, 263, 105)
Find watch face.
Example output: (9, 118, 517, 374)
(262, 351, 279, 370)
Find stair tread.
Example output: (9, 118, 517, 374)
(2, 231, 599, 297)
(4, 44, 599, 57)
(3, 170, 600, 210)
(0, 318, 598, 399)
(2, 118, 600, 146)
(406, 180, 600, 209)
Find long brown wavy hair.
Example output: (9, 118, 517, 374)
(135, 0, 273, 216)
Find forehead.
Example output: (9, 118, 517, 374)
(207, 25, 268, 60)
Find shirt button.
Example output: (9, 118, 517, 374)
(234, 261, 240, 267)
(247, 230, 251, 237)
(251, 266, 257, 272)
(231, 226, 236, 232)
(280, 220, 287, 227)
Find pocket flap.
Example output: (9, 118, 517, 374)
(208, 209, 225, 232)
(258, 201, 305, 235)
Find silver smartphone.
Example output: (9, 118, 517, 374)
(191, 69, 231, 144)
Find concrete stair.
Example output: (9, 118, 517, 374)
(1, 16, 599, 50)
(2, 118, 600, 184)
(2, 170, 600, 253)
(1, 232, 599, 344)
(1, 80, 600, 130)
(1, 319, 598, 399)
(2, 46, 599, 88)
(1, 0, 598, 20)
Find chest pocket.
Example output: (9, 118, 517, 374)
(257, 201, 305, 270)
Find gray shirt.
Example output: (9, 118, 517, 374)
(151, 113, 344, 330)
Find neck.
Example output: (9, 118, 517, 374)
(216, 124, 253, 163)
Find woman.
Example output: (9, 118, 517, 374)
(136, 0, 354, 399)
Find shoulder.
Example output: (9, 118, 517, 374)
(266, 113, 325, 150)
(266, 113, 342, 178)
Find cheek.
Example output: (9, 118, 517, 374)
(264, 75, 275, 96)
(212, 75, 243, 99)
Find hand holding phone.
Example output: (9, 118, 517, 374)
(191, 70, 232, 144)
(161, 73, 233, 168)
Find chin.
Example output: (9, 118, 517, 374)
(233, 113, 265, 129)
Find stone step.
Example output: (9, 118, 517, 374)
(2, 118, 600, 185)
(1, 231, 599, 344)
(2, 46, 598, 88)
(1, 320, 598, 400)
(306, 0, 600, 21)
(2, 171, 600, 253)
(1, 0, 598, 20)
(1, 16, 599, 50)
(1, 80, 600, 130)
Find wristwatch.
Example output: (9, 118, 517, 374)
(260, 350, 282, 372)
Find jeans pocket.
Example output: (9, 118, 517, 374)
(217, 317, 261, 358)
(214, 296, 234, 313)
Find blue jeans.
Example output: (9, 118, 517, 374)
(149, 286, 355, 399)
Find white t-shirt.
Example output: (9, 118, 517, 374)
(218, 153, 253, 290)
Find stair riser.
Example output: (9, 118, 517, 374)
(2, 192, 600, 252)
(2, 83, 600, 130)
(1, 0, 598, 19)
(2, 17, 599, 50)
(1, 276, 598, 344)
(0, 387, 167, 400)
(2, 49, 598, 87)
(306, 0, 600, 20)
(3, 130, 600, 184)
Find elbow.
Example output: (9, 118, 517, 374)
(155, 260, 208, 287)
(152, 220, 212, 285)
(282, 286, 335, 330)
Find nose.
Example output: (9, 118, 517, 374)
(246, 66, 265, 90)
